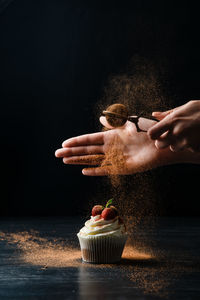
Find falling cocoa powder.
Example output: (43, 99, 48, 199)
(92, 56, 169, 244)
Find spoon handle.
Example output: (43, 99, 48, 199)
(128, 115, 158, 132)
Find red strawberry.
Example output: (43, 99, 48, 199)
(92, 205, 104, 217)
(101, 207, 117, 220)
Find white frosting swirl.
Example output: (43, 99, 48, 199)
(77, 215, 126, 237)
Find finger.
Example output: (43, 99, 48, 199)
(152, 114, 168, 121)
(152, 109, 173, 117)
(152, 104, 183, 118)
(169, 139, 188, 152)
(62, 132, 104, 147)
(170, 144, 186, 152)
(63, 155, 105, 165)
(147, 114, 174, 140)
(82, 165, 113, 176)
(154, 131, 173, 149)
(188, 144, 200, 153)
(99, 116, 114, 129)
(155, 139, 171, 149)
(55, 145, 104, 158)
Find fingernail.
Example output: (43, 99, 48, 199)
(155, 140, 160, 149)
(82, 169, 87, 175)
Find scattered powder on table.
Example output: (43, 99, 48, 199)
(0, 231, 80, 268)
(0, 231, 151, 268)
(1, 230, 197, 298)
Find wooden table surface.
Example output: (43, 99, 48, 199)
(0, 217, 200, 300)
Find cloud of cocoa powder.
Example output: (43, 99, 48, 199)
(96, 55, 169, 120)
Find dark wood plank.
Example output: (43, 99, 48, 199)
(0, 217, 200, 299)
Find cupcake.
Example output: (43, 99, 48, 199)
(77, 199, 127, 263)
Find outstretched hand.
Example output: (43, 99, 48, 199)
(55, 116, 175, 176)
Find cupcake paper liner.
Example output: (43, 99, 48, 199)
(77, 234, 127, 263)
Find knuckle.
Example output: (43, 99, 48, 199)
(85, 147, 89, 154)
(102, 144, 107, 153)
(187, 100, 194, 107)
(172, 128, 180, 137)
(64, 148, 71, 156)
(170, 114, 178, 124)
(182, 138, 189, 146)
(91, 146, 96, 154)
(85, 136, 90, 144)
(147, 129, 154, 138)
(63, 158, 67, 164)
(148, 127, 158, 139)
(188, 100, 196, 105)
(188, 100, 194, 105)
(99, 145, 104, 153)
(172, 124, 183, 136)
(187, 100, 198, 108)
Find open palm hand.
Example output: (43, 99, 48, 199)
(55, 116, 171, 176)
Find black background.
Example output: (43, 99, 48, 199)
(0, 0, 200, 216)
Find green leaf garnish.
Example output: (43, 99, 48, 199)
(106, 198, 113, 208)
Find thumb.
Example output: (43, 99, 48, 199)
(99, 116, 114, 129)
